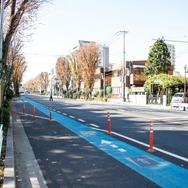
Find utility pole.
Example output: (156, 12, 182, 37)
(184, 65, 188, 103)
(103, 47, 106, 99)
(0, 0, 4, 110)
(119, 30, 128, 102)
(0, 0, 4, 60)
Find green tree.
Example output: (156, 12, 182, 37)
(144, 74, 186, 95)
(144, 38, 171, 76)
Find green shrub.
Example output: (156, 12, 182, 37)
(99, 89, 103, 98)
(0, 99, 11, 160)
(5, 89, 13, 100)
(106, 86, 112, 97)
(93, 91, 99, 97)
(3, 107, 10, 132)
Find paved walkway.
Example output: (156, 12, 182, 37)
(3, 98, 47, 188)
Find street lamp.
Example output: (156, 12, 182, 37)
(184, 65, 188, 104)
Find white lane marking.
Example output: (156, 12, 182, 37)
(69, 116, 75, 119)
(78, 119, 85, 122)
(101, 140, 113, 145)
(63, 113, 67, 115)
(110, 144, 118, 148)
(90, 123, 99, 128)
(101, 140, 126, 152)
(93, 128, 188, 163)
(153, 116, 188, 120)
(118, 148, 127, 152)
(117, 109, 125, 112)
(57, 111, 61, 113)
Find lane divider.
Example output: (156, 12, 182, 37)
(107, 112, 111, 134)
(148, 119, 154, 152)
(23, 103, 26, 115)
(33, 106, 36, 117)
(49, 106, 52, 122)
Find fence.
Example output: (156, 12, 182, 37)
(147, 95, 163, 105)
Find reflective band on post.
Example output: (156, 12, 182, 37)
(107, 112, 111, 134)
(23, 103, 26, 115)
(50, 106, 52, 122)
(33, 106, 36, 117)
(148, 119, 154, 152)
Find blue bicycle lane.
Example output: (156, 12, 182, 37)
(23, 97, 188, 188)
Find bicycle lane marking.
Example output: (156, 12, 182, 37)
(23, 98, 188, 188)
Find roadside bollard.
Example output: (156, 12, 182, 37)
(49, 106, 52, 122)
(148, 119, 154, 152)
(107, 112, 111, 134)
(23, 103, 26, 115)
(33, 106, 36, 117)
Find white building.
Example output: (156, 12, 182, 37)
(48, 68, 60, 96)
(167, 43, 175, 65)
(78, 40, 109, 68)
(99, 45, 109, 68)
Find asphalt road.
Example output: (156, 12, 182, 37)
(14, 95, 188, 187)
(26, 94, 188, 167)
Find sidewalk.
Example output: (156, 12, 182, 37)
(3, 99, 47, 188)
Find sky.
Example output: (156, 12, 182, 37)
(22, 0, 188, 83)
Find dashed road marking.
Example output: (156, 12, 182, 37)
(118, 148, 127, 152)
(78, 119, 85, 122)
(110, 144, 118, 148)
(90, 123, 99, 128)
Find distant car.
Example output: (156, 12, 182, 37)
(19, 91, 25, 96)
(171, 92, 188, 103)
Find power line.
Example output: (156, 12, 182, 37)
(176, 49, 188, 57)
(152, 39, 188, 43)
(102, 31, 122, 46)
(24, 52, 62, 57)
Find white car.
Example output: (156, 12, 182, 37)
(171, 92, 188, 103)
(19, 91, 25, 96)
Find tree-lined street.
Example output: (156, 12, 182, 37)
(1, 1, 188, 188)
(13, 94, 188, 187)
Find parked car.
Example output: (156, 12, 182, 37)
(171, 92, 188, 103)
(19, 91, 25, 96)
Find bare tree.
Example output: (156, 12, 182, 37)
(5, 37, 26, 93)
(11, 55, 26, 94)
(39, 72, 49, 94)
(1, 0, 49, 65)
(23, 78, 35, 93)
(56, 56, 71, 93)
(77, 43, 100, 98)
(33, 72, 48, 94)
(67, 51, 82, 96)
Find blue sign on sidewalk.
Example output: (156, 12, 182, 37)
(127, 156, 162, 168)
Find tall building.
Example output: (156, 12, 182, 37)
(77, 40, 109, 68)
(167, 43, 175, 65)
(98, 45, 109, 68)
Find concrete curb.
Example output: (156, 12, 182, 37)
(3, 115, 15, 188)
